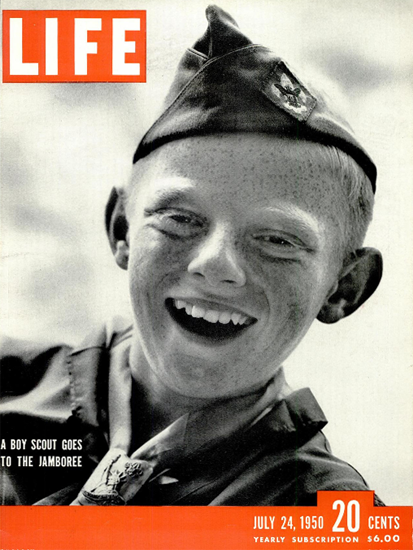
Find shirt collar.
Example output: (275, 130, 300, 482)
(68, 324, 327, 472)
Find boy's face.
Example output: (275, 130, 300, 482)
(124, 135, 348, 399)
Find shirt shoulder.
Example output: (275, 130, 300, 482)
(0, 334, 72, 399)
(209, 390, 373, 506)
(0, 316, 132, 401)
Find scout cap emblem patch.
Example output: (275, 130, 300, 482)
(263, 61, 317, 122)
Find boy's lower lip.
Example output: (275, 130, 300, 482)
(165, 298, 253, 342)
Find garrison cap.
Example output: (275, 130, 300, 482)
(133, 5, 376, 192)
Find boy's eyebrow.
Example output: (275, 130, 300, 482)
(261, 205, 321, 229)
(259, 206, 323, 244)
(147, 185, 197, 206)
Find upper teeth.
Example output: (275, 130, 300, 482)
(174, 299, 250, 326)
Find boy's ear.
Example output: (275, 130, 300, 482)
(317, 248, 383, 324)
(105, 187, 129, 270)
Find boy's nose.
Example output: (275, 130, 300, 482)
(187, 226, 247, 288)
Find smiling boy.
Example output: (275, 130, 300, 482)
(117, 136, 360, 405)
(0, 6, 383, 506)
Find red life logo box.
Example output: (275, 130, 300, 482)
(2, 10, 146, 82)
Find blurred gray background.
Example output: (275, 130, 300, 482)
(1, 0, 412, 505)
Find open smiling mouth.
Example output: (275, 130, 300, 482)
(166, 298, 256, 341)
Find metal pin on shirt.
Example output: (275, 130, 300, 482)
(71, 448, 153, 506)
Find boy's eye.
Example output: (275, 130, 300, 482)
(145, 208, 204, 237)
(260, 235, 293, 247)
(169, 213, 195, 224)
(253, 232, 307, 258)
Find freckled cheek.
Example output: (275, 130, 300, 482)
(130, 230, 190, 270)
(128, 232, 192, 308)
(262, 267, 320, 332)
(287, 280, 326, 338)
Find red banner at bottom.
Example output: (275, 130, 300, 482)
(0, 492, 412, 550)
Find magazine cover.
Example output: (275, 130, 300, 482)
(1, 0, 412, 548)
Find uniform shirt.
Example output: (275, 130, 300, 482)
(0, 321, 382, 506)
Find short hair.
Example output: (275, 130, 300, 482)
(321, 145, 375, 257)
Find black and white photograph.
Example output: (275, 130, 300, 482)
(1, 0, 412, 517)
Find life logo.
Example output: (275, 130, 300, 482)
(2, 10, 146, 82)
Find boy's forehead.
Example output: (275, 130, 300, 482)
(130, 135, 348, 223)
(133, 134, 340, 185)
